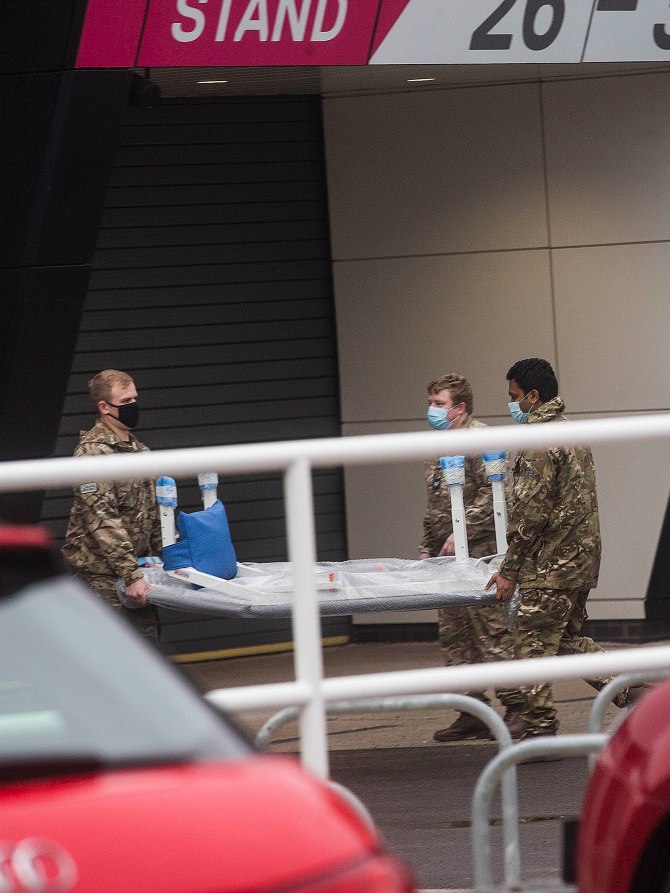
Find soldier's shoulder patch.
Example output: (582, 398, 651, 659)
(80, 482, 98, 494)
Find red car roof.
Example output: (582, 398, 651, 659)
(0, 525, 52, 549)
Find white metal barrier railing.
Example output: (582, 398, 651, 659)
(471, 733, 609, 890)
(3, 413, 670, 778)
(256, 695, 523, 888)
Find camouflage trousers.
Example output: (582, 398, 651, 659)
(73, 571, 160, 643)
(512, 587, 608, 733)
(438, 604, 525, 709)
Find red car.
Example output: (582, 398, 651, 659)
(575, 679, 670, 893)
(0, 526, 414, 893)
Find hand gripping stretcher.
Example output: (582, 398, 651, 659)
(120, 452, 519, 622)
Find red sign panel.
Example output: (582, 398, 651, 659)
(139, 0, 381, 66)
(77, 0, 415, 67)
(76, 0, 150, 67)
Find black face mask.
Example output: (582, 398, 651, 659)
(107, 400, 139, 430)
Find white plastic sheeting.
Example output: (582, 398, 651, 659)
(121, 555, 520, 626)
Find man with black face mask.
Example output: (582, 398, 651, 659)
(63, 369, 162, 640)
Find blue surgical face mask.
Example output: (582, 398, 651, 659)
(508, 392, 533, 425)
(427, 406, 453, 430)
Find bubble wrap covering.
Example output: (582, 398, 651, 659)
(130, 556, 520, 628)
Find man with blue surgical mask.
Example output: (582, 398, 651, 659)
(426, 389, 464, 431)
(507, 385, 538, 425)
(486, 357, 634, 739)
(421, 372, 525, 742)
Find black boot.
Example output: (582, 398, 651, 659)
(502, 706, 526, 740)
(433, 713, 491, 742)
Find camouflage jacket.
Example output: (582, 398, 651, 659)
(420, 416, 499, 559)
(499, 396, 601, 591)
(62, 419, 162, 586)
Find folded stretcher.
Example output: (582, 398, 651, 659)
(119, 452, 518, 622)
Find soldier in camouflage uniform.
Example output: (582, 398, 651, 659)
(62, 370, 162, 641)
(421, 373, 525, 742)
(487, 358, 627, 739)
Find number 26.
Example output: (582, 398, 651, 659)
(470, 0, 566, 51)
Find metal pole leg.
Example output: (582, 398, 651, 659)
(440, 456, 469, 559)
(156, 476, 177, 546)
(483, 451, 508, 556)
(198, 472, 219, 509)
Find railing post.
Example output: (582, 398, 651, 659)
(284, 457, 329, 779)
(471, 734, 608, 890)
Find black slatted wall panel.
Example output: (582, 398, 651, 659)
(41, 95, 349, 655)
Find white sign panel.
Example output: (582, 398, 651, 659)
(585, 0, 670, 61)
(371, 0, 670, 64)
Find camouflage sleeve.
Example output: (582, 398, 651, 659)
(463, 457, 494, 536)
(420, 513, 434, 556)
(419, 461, 440, 556)
(150, 497, 163, 555)
(499, 449, 555, 582)
(72, 480, 144, 586)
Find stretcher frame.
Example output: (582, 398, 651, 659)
(141, 453, 509, 618)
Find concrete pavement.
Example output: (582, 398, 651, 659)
(182, 639, 629, 747)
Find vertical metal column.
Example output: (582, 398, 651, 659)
(284, 457, 329, 779)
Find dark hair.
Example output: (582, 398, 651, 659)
(427, 372, 473, 415)
(506, 358, 558, 403)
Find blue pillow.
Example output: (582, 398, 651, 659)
(162, 499, 237, 580)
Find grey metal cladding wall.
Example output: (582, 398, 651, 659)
(42, 95, 349, 651)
